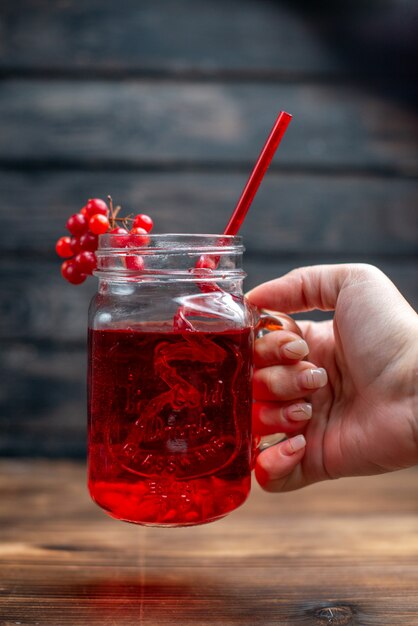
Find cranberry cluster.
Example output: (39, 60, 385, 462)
(55, 197, 154, 284)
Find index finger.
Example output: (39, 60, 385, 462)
(254, 330, 309, 367)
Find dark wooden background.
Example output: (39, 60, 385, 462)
(0, 0, 417, 458)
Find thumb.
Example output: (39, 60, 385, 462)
(246, 264, 354, 314)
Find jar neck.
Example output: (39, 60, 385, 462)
(95, 234, 246, 287)
(97, 277, 246, 299)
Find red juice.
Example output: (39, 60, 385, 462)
(88, 325, 253, 526)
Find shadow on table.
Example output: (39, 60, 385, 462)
(58, 572, 359, 625)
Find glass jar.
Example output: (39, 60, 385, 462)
(88, 234, 257, 527)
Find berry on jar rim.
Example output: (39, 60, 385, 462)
(109, 227, 128, 234)
(129, 226, 150, 246)
(58, 198, 153, 285)
(89, 213, 110, 235)
(109, 227, 129, 248)
(133, 214, 153, 233)
(125, 255, 145, 271)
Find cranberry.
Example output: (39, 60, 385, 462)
(89, 214, 110, 235)
(129, 226, 150, 247)
(61, 259, 87, 284)
(125, 255, 144, 271)
(79, 231, 98, 252)
(66, 213, 88, 236)
(70, 236, 82, 255)
(57, 198, 154, 286)
(109, 227, 128, 234)
(85, 198, 109, 218)
(55, 236, 73, 258)
(109, 227, 130, 248)
(133, 214, 153, 233)
(74, 251, 97, 275)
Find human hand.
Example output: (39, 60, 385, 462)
(247, 264, 418, 492)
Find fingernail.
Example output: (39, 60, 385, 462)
(287, 402, 312, 421)
(298, 368, 328, 390)
(284, 434, 306, 455)
(281, 339, 309, 360)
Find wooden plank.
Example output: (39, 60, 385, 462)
(0, 259, 416, 343)
(0, 460, 417, 624)
(0, 0, 340, 76)
(0, 345, 87, 457)
(0, 81, 417, 172)
(1, 171, 418, 256)
(2, 563, 418, 626)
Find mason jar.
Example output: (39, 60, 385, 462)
(88, 233, 276, 527)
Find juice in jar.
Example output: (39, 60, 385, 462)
(88, 324, 253, 526)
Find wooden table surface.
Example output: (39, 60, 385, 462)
(1, 461, 417, 625)
(0, 1, 417, 462)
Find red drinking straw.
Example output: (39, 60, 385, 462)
(192, 110, 292, 286)
(223, 111, 292, 235)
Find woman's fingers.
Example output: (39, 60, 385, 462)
(253, 362, 328, 402)
(254, 330, 309, 367)
(255, 436, 307, 492)
(253, 400, 312, 436)
(251, 299, 328, 492)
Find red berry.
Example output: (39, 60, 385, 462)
(74, 251, 97, 275)
(70, 236, 82, 255)
(55, 236, 73, 258)
(129, 226, 150, 246)
(79, 231, 98, 252)
(85, 198, 109, 218)
(89, 213, 110, 235)
(61, 259, 87, 285)
(133, 214, 153, 232)
(125, 255, 145, 271)
(80, 206, 88, 217)
(109, 227, 128, 234)
(66, 213, 88, 236)
(109, 227, 130, 248)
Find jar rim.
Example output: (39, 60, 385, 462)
(98, 233, 245, 258)
(99, 233, 243, 251)
(100, 233, 242, 240)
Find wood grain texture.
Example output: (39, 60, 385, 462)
(0, 460, 417, 625)
(0, 81, 417, 173)
(0, 0, 340, 75)
(0, 344, 87, 457)
(2, 171, 418, 256)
